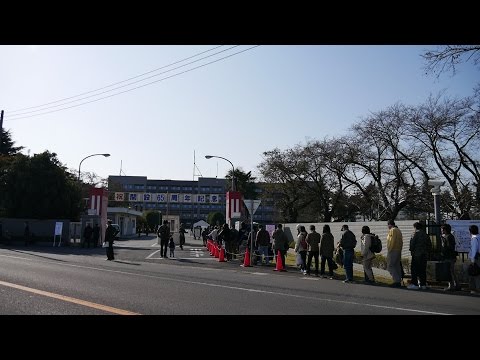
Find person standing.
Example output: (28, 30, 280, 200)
(407, 222, 429, 290)
(273, 224, 289, 270)
(305, 225, 321, 276)
(201, 227, 208, 247)
(361, 226, 375, 284)
(83, 223, 93, 248)
(179, 223, 186, 250)
(441, 224, 460, 291)
(468, 225, 480, 295)
(157, 220, 170, 258)
(319, 225, 335, 279)
(92, 223, 100, 248)
(217, 223, 231, 260)
(386, 220, 403, 287)
(169, 236, 175, 258)
(256, 224, 271, 265)
(294, 225, 308, 274)
(105, 220, 118, 261)
(339, 224, 357, 283)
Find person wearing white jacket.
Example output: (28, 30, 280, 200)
(294, 224, 308, 274)
(468, 225, 480, 295)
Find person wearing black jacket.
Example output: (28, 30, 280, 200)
(105, 220, 118, 260)
(157, 220, 170, 258)
(339, 224, 357, 283)
(441, 224, 460, 291)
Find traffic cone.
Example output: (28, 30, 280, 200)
(241, 247, 251, 267)
(218, 247, 226, 262)
(274, 250, 285, 271)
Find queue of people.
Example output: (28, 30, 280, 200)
(288, 221, 479, 295)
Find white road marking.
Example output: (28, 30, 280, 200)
(0, 253, 454, 315)
(0, 279, 140, 315)
(190, 249, 204, 258)
(146, 250, 160, 259)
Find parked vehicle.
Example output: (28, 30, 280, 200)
(111, 224, 120, 239)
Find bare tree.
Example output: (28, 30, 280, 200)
(259, 139, 358, 222)
(340, 105, 428, 220)
(404, 93, 480, 218)
(422, 45, 480, 78)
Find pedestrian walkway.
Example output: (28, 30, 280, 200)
(353, 262, 391, 278)
(173, 234, 475, 295)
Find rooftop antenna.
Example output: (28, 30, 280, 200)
(119, 160, 127, 176)
(193, 150, 203, 180)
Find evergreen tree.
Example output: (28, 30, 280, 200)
(0, 128, 23, 156)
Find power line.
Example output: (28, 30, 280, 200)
(9, 45, 239, 117)
(7, 45, 225, 114)
(5, 46, 259, 122)
(8, 46, 240, 117)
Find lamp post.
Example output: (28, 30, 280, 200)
(428, 180, 445, 224)
(78, 153, 111, 180)
(205, 155, 235, 191)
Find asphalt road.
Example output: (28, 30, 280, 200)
(0, 235, 478, 315)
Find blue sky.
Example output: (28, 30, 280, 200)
(1, 45, 477, 182)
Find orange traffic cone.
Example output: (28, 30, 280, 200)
(274, 250, 285, 271)
(219, 247, 226, 262)
(241, 247, 251, 267)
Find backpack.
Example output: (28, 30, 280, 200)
(369, 233, 382, 253)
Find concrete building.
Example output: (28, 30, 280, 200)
(107, 175, 277, 228)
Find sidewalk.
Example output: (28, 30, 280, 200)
(183, 232, 205, 247)
(181, 235, 473, 294)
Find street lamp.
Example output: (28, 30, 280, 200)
(205, 155, 235, 191)
(428, 179, 445, 224)
(78, 153, 111, 180)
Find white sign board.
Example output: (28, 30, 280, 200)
(54, 222, 63, 236)
(266, 224, 276, 239)
(447, 219, 480, 253)
(243, 199, 261, 215)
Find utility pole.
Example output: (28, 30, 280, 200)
(0, 110, 4, 154)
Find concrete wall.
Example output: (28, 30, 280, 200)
(0, 218, 70, 242)
(283, 221, 419, 259)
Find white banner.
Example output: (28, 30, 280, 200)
(447, 220, 480, 253)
